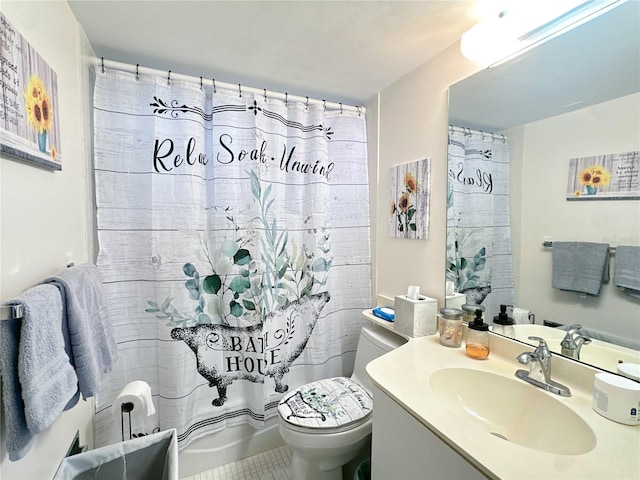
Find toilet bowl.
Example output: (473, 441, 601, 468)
(277, 324, 407, 480)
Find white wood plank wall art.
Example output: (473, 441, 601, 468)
(389, 158, 431, 239)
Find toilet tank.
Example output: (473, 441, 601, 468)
(352, 324, 407, 393)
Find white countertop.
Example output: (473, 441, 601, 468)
(366, 332, 640, 479)
(362, 309, 411, 340)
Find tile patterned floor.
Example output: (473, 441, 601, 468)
(181, 445, 292, 480)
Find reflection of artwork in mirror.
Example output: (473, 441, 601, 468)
(567, 151, 640, 200)
(388, 158, 430, 240)
(446, 127, 514, 318)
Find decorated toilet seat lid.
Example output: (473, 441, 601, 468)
(278, 377, 373, 430)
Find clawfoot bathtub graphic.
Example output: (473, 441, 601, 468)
(171, 292, 330, 406)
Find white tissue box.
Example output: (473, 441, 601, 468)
(445, 292, 466, 309)
(394, 295, 438, 337)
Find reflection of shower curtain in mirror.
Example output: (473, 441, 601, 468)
(447, 127, 514, 318)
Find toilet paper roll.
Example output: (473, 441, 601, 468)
(512, 307, 531, 325)
(112, 381, 156, 418)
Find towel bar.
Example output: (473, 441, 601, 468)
(0, 262, 75, 322)
(0, 305, 24, 321)
(542, 241, 616, 253)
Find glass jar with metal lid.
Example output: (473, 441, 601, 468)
(461, 303, 485, 324)
(438, 307, 464, 348)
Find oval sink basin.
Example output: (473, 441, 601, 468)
(429, 368, 596, 455)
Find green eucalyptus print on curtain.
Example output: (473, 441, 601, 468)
(92, 68, 370, 449)
(144, 171, 334, 407)
(144, 170, 332, 327)
(447, 127, 514, 314)
(249, 170, 331, 314)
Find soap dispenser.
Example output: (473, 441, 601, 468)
(493, 304, 515, 338)
(466, 309, 490, 359)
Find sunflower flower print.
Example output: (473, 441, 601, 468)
(392, 172, 418, 236)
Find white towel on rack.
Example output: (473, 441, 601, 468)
(45, 264, 117, 399)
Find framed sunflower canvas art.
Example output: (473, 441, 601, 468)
(389, 158, 431, 239)
(566, 151, 639, 201)
(1, 13, 62, 170)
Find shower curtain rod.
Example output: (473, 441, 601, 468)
(449, 125, 507, 143)
(95, 57, 365, 114)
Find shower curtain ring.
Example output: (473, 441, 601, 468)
(305, 97, 309, 110)
(357, 106, 362, 117)
(212, 78, 216, 94)
(101, 57, 104, 73)
(340, 103, 343, 115)
(200, 76, 203, 90)
(322, 100, 326, 112)
(136, 64, 139, 81)
(238, 83, 242, 98)
(264, 88, 267, 102)
(167, 70, 171, 86)
(285, 93, 288, 106)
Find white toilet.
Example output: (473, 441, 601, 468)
(277, 324, 407, 480)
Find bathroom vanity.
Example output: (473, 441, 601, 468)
(367, 333, 640, 479)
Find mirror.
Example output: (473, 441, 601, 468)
(447, 1, 640, 375)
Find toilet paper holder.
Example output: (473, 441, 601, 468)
(505, 305, 535, 324)
(121, 402, 135, 441)
(113, 380, 156, 440)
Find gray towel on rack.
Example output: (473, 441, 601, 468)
(0, 313, 34, 460)
(45, 264, 117, 399)
(551, 242, 610, 296)
(0, 285, 79, 460)
(613, 245, 640, 298)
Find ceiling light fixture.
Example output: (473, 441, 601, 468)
(460, 0, 623, 67)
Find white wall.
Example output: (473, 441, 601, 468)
(0, 1, 96, 478)
(365, 95, 379, 299)
(509, 93, 640, 341)
(375, 42, 478, 306)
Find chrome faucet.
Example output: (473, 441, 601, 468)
(515, 336, 571, 397)
(560, 324, 591, 360)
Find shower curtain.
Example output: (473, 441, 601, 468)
(447, 127, 514, 319)
(92, 68, 371, 449)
